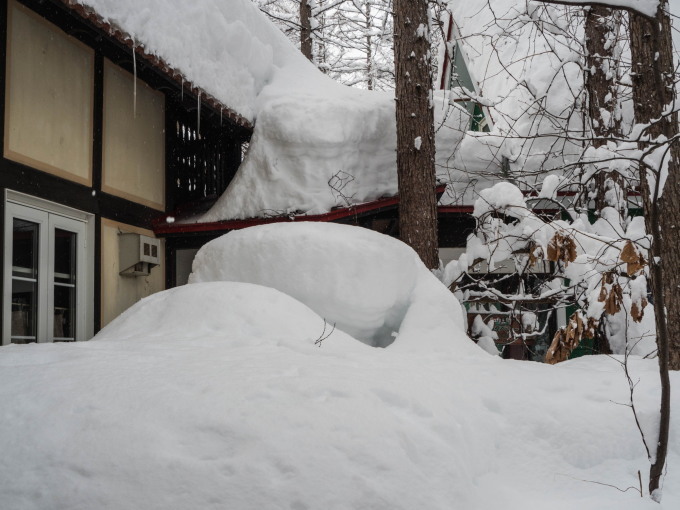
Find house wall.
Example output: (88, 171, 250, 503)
(4, 0, 93, 186)
(0, 0, 248, 342)
(100, 218, 165, 328)
(102, 60, 165, 211)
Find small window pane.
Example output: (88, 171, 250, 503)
(11, 279, 38, 343)
(54, 229, 77, 341)
(12, 219, 38, 279)
(54, 229, 76, 285)
(11, 219, 39, 343)
(54, 285, 75, 341)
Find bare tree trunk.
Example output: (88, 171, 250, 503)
(393, 0, 439, 269)
(585, 6, 622, 147)
(586, 6, 625, 215)
(300, 0, 313, 62)
(365, 2, 373, 90)
(629, 0, 676, 497)
(585, 6, 624, 354)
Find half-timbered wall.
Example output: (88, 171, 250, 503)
(0, 0, 251, 339)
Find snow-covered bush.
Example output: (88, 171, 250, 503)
(445, 181, 655, 360)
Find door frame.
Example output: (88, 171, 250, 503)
(2, 190, 95, 344)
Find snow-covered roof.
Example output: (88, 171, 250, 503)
(65, 0, 467, 223)
(435, 0, 590, 205)
(70, 0, 314, 125)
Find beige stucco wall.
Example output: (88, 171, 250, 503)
(4, 0, 94, 185)
(103, 60, 165, 211)
(100, 218, 165, 328)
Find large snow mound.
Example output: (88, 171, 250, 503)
(189, 222, 472, 351)
(1, 328, 678, 509)
(1, 221, 679, 509)
(200, 91, 469, 220)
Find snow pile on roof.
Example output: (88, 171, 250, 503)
(189, 222, 471, 350)
(75, 0, 468, 220)
(76, 0, 305, 122)
(199, 89, 468, 221)
(438, 0, 592, 204)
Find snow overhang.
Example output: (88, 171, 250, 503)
(56, 0, 252, 130)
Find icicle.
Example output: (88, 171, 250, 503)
(132, 40, 137, 118)
(197, 92, 201, 135)
(220, 108, 223, 126)
(181, 77, 184, 102)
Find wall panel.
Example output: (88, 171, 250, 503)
(103, 60, 165, 211)
(4, 0, 94, 185)
(100, 218, 165, 327)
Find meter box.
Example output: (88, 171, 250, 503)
(119, 233, 161, 277)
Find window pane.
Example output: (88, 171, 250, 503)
(11, 219, 39, 343)
(12, 219, 38, 279)
(54, 229, 76, 285)
(54, 285, 75, 341)
(54, 229, 77, 341)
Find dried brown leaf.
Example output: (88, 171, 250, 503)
(546, 232, 577, 266)
(620, 241, 646, 276)
(545, 311, 596, 364)
(631, 297, 648, 323)
(604, 283, 623, 315)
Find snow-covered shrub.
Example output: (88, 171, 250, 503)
(445, 181, 655, 360)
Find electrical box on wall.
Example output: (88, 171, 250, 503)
(119, 233, 161, 277)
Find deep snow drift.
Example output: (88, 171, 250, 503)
(1, 223, 679, 510)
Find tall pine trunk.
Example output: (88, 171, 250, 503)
(300, 0, 313, 62)
(629, 0, 677, 497)
(393, 0, 439, 269)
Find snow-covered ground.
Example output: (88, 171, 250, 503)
(1, 223, 678, 509)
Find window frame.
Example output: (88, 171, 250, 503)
(2, 190, 95, 345)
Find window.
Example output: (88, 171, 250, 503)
(3, 194, 93, 345)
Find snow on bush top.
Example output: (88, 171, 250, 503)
(189, 222, 475, 353)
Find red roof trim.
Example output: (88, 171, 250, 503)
(438, 205, 474, 214)
(154, 185, 447, 235)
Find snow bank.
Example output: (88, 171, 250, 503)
(1, 325, 677, 509)
(189, 222, 472, 351)
(1, 220, 679, 510)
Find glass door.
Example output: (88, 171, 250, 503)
(3, 200, 88, 345)
(48, 217, 85, 343)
